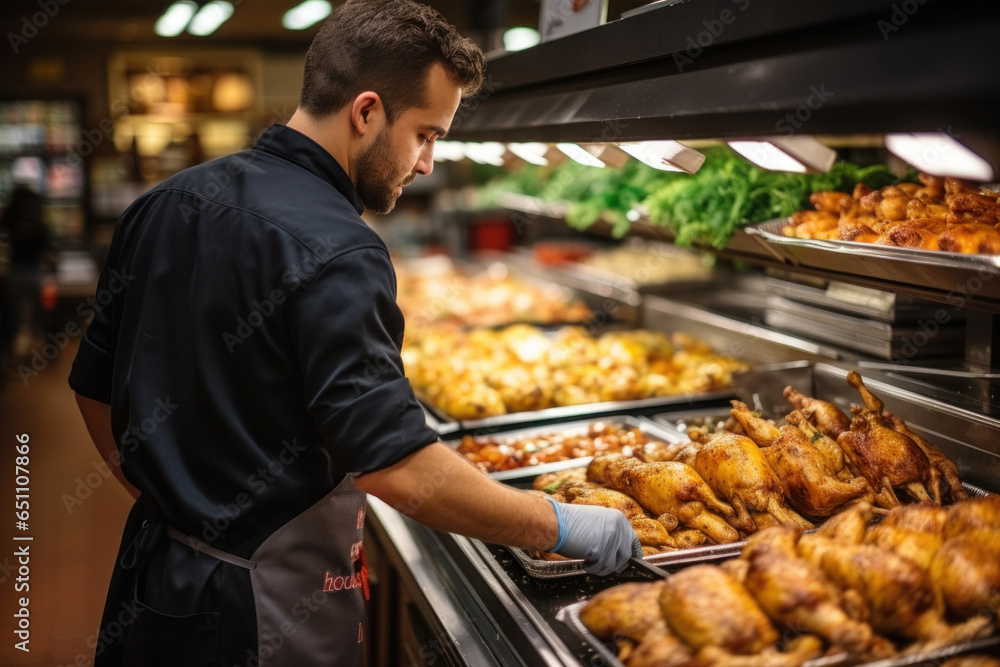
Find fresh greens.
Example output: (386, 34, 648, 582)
(481, 146, 903, 249)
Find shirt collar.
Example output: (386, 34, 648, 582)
(252, 124, 365, 215)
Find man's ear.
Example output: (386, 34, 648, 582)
(351, 91, 383, 137)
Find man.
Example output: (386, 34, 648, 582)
(70, 1, 639, 665)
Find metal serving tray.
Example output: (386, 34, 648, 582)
(558, 599, 1000, 667)
(747, 219, 1000, 300)
(419, 390, 735, 438)
(441, 415, 687, 483)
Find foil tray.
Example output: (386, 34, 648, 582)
(746, 219, 1000, 301)
(441, 414, 688, 483)
(557, 599, 1000, 667)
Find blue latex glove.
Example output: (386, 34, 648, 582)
(547, 498, 642, 576)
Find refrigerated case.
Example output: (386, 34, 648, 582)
(362, 3, 1000, 666)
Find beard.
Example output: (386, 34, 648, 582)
(355, 127, 415, 215)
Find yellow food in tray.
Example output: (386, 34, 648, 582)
(782, 173, 1000, 254)
(401, 324, 749, 420)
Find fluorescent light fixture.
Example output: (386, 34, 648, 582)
(557, 143, 606, 168)
(885, 132, 994, 182)
(582, 144, 630, 169)
(463, 142, 506, 166)
(728, 136, 836, 173)
(155, 1, 197, 37)
(282, 0, 331, 30)
(188, 1, 234, 36)
(619, 141, 705, 174)
(506, 143, 549, 166)
(432, 141, 465, 162)
(503, 26, 540, 52)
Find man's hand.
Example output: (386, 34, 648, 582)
(547, 499, 641, 576)
(354, 443, 640, 574)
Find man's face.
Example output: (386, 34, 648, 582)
(355, 63, 462, 215)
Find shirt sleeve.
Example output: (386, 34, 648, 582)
(68, 237, 123, 405)
(290, 246, 439, 475)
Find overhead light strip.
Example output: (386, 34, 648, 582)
(282, 0, 332, 30)
(188, 0, 234, 36)
(155, 1, 198, 37)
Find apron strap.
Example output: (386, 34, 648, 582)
(165, 526, 258, 571)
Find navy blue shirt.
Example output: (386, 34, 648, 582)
(69, 124, 438, 557)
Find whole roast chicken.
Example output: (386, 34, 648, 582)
(588, 454, 740, 544)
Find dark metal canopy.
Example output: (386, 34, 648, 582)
(448, 0, 1000, 169)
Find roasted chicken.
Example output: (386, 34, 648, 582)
(730, 402, 871, 517)
(783, 385, 851, 439)
(944, 495, 1000, 538)
(588, 454, 740, 544)
(864, 502, 946, 570)
(929, 530, 1000, 620)
(659, 564, 779, 654)
(797, 532, 954, 643)
(560, 483, 699, 549)
(691, 430, 813, 532)
(782, 173, 1000, 255)
(882, 413, 968, 504)
(783, 410, 851, 481)
(742, 527, 875, 654)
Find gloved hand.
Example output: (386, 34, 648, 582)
(547, 498, 642, 576)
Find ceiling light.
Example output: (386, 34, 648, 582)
(188, 1, 234, 36)
(432, 141, 465, 162)
(506, 143, 549, 166)
(619, 141, 705, 174)
(282, 0, 332, 30)
(728, 136, 836, 173)
(463, 142, 506, 166)
(557, 143, 606, 168)
(582, 144, 630, 169)
(155, 1, 197, 37)
(503, 26, 540, 52)
(884, 132, 994, 182)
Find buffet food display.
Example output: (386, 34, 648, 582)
(455, 420, 669, 474)
(782, 174, 1000, 254)
(523, 371, 970, 563)
(576, 493, 1000, 667)
(402, 324, 749, 420)
(394, 258, 593, 330)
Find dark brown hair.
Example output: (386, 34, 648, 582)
(299, 0, 485, 122)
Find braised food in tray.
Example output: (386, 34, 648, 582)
(402, 325, 749, 420)
(457, 421, 665, 474)
(528, 370, 969, 561)
(782, 174, 1000, 253)
(579, 495, 1000, 666)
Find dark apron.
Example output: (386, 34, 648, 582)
(110, 475, 369, 666)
